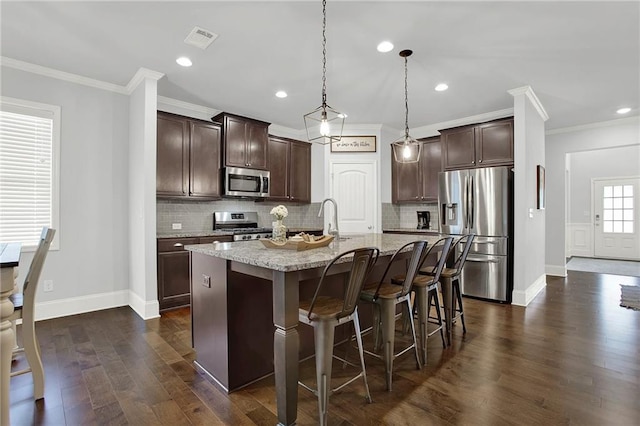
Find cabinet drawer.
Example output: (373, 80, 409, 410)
(199, 235, 233, 244)
(157, 238, 199, 253)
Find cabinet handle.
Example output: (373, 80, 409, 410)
(173, 243, 184, 247)
(479, 159, 483, 163)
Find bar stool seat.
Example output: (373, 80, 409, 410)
(298, 247, 379, 426)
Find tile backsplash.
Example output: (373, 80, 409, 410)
(381, 202, 440, 231)
(157, 199, 323, 235)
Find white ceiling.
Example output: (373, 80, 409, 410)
(1, 1, 638, 132)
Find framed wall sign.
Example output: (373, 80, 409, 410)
(537, 165, 545, 210)
(330, 135, 376, 153)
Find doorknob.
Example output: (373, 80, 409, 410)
(367, 225, 373, 230)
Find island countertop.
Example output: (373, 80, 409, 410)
(185, 232, 447, 272)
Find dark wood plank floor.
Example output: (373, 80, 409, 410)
(10, 271, 640, 425)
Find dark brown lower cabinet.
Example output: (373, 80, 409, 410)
(157, 235, 233, 311)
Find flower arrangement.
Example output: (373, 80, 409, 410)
(270, 205, 288, 221)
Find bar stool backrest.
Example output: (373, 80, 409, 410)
(374, 240, 429, 300)
(307, 247, 379, 321)
(449, 233, 475, 277)
(420, 237, 454, 284)
(23, 227, 56, 306)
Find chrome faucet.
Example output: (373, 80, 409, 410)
(318, 198, 339, 239)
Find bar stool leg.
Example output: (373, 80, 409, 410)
(441, 277, 453, 346)
(379, 299, 396, 391)
(314, 320, 336, 426)
(414, 287, 428, 366)
(429, 289, 446, 348)
(352, 309, 372, 403)
(453, 279, 466, 333)
(405, 298, 422, 370)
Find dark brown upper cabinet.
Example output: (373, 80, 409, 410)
(157, 111, 221, 200)
(212, 112, 270, 170)
(441, 118, 513, 170)
(391, 137, 441, 203)
(268, 136, 311, 203)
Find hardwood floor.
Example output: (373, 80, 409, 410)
(10, 271, 640, 425)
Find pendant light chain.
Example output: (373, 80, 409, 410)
(321, 0, 327, 107)
(404, 54, 410, 139)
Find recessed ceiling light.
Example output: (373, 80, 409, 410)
(617, 107, 631, 114)
(435, 83, 449, 92)
(275, 91, 287, 98)
(377, 41, 394, 53)
(176, 57, 192, 67)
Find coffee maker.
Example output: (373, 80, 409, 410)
(417, 211, 431, 229)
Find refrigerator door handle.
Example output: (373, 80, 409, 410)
(470, 175, 475, 229)
(464, 175, 469, 230)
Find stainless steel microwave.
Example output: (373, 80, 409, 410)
(223, 167, 270, 198)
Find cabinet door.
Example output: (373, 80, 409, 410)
(224, 116, 248, 167)
(475, 119, 513, 167)
(190, 121, 221, 199)
(421, 138, 442, 201)
(157, 113, 189, 197)
(246, 122, 269, 169)
(157, 251, 191, 311)
(268, 137, 290, 200)
(442, 126, 476, 170)
(289, 141, 311, 203)
(392, 154, 421, 203)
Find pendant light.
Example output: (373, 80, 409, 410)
(304, 0, 345, 144)
(392, 49, 421, 163)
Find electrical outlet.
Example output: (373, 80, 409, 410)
(44, 280, 54, 292)
(172, 223, 182, 230)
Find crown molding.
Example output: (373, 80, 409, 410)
(546, 115, 640, 135)
(0, 56, 128, 94)
(508, 85, 549, 122)
(157, 96, 220, 117)
(126, 68, 164, 94)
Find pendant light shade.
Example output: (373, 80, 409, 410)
(304, 0, 345, 144)
(392, 49, 421, 163)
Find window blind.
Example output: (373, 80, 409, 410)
(0, 108, 53, 247)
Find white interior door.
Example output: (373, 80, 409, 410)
(593, 177, 640, 260)
(330, 161, 377, 233)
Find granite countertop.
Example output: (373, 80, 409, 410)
(383, 228, 443, 234)
(157, 230, 234, 239)
(186, 233, 447, 272)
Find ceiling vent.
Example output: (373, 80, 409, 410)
(184, 26, 218, 50)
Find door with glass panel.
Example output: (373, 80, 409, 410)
(593, 178, 640, 260)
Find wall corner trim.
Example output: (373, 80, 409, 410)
(34, 290, 129, 321)
(126, 67, 164, 94)
(508, 85, 549, 122)
(511, 274, 547, 306)
(128, 290, 160, 320)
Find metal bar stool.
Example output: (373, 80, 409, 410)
(391, 237, 454, 365)
(419, 234, 475, 346)
(298, 247, 379, 426)
(359, 240, 429, 391)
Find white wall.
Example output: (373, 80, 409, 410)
(511, 87, 547, 306)
(1, 66, 131, 319)
(567, 145, 640, 223)
(545, 117, 640, 274)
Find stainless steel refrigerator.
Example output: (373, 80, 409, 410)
(439, 166, 513, 302)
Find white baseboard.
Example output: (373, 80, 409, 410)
(546, 264, 567, 277)
(512, 274, 547, 306)
(128, 290, 160, 320)
(35, 290, 129, 321)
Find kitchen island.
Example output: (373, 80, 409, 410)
(186, 233, 445, 426)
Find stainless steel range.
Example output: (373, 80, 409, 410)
(213, 211, 272, 241)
